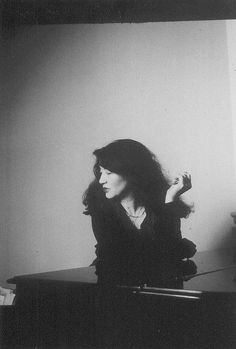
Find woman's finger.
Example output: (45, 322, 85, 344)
(183, 172, 191, 185)
(184, 172, 191, 181)
(173, 177, 179, 184)
(173, 172, 192, 191)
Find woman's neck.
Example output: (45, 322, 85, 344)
(120, 194, 143, 216)
(120, 194, 146, 229)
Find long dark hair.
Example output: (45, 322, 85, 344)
(83, 139, 190, 216)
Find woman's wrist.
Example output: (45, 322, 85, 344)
(165, 191, 177, 203)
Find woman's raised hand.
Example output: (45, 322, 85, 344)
(165, 172, 192, 203)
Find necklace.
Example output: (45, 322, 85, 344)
(125, 207, 146, 219)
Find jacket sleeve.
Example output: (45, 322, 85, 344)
(90, 210, 116, 265)
(161, 200, 190, 218)
(160, 202, 196, 259)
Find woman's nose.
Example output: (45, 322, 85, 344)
(99, 172, 106, 184)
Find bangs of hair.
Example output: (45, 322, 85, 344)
(93, 151, 126, 178)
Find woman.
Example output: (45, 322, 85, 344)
(83, 139, 196, 286)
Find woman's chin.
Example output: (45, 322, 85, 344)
(105, 192, 113, 199)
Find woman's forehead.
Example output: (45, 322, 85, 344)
(96, 158, 123, 174)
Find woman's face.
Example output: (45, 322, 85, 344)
(99, 166, 128, 199)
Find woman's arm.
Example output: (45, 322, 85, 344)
(161, 172, 196, 258)
(161, 214, 197, 259)
(90, 209, 120, 265)
(165, 172, 192, 203)
(162, 200, 191, 218)
(162, 172, 192, 218)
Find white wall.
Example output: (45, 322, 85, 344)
(0, 115, 8, 286)
(2, 21, 236, 285)
(227, 20, 236, 180)
(1, 31, 9, 285)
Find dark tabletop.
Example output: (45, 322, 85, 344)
(8, 249, 236, 293)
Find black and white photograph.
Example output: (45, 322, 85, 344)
(1, 1, 236, 348)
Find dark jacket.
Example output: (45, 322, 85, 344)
(90, 201, 196, 286)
